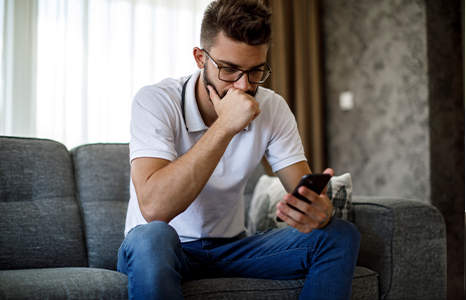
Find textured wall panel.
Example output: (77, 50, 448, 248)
(322, 0, 430, 202)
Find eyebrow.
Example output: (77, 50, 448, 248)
(216, 58, 266, 70)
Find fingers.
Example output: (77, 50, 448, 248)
(249, 107, 260, 123)
(323, 167, 334, 176)
(284, 193, 328, 222)
(209, 86, 261, 134)
(296, 186, 328, 211)
(243, 93, 260, 121)
(277, 169, 335, 233)
(276, 186, 331, 234)
(276, 200, 324, 234)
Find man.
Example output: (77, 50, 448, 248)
(117, 0, 360, 299)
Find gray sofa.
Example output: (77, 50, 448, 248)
(0, 136, 447, 299)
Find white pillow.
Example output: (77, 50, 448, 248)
(247, 173, 353, 235)
(326, 173, 353, 221)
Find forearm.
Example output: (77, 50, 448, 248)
(135, 121, 235, 223)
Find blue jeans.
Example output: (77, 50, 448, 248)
(117, 217, 360, 300)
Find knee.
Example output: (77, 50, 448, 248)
(323, 218, 361, 253)
(118, 221, 182, 278)
(125, 221, 180, 251)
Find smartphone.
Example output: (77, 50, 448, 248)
(276, 173, 331, 222)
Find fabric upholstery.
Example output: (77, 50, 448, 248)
(71, 143, 130, 271)
(0, 268, 128, 300)
(182, 278, 305, 300)
(247, 175, 289, 235)
(350, 267, 379, 300)
(0, 266, 377, 300)
(353, 196, 447, 300)
(0, 136, 87, 270)
(181, 266, 377, 300)
(0, 139, 447, 300)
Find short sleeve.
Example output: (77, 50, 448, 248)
(264, 95, 306, 172)
(129, 86, 181, 163)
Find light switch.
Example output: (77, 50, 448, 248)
(339, 91, 354, 111)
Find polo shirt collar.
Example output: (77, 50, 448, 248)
(183, 69, 250, 132)
(184, 70, 208, 132)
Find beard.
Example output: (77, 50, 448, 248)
(203, 63, 258, 102)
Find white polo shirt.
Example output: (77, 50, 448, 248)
(125, 69, 306, 242)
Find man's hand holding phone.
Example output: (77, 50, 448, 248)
(276, 168, 334, 234)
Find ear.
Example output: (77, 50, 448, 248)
(193, 47, 205, 69)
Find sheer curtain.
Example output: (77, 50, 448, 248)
(1, 0, 211, 149)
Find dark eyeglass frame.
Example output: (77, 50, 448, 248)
(202, 49, 272, 84)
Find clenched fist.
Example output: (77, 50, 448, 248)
(208, 85, 260, 136)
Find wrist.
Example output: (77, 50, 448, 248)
(211, 116, 238, 139)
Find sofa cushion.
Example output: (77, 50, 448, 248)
(181, 266, 377, 300)
(0, 266, 376, 300)
(246, 175, 290, 235)
(247, 173, 353, 235)
(0, 268, 128, 299)
(182, 277, 305, 300)
(71, 143, 130, 270)
(350, 267, 379, 300)
(0, 136, 87, 270)
(352, 196, 446, 300)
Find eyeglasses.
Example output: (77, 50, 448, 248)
(202, 49, 272, 84)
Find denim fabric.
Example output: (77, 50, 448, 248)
(117, 218, 360, 300)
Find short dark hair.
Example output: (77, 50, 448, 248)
(200, 0, 273, 51)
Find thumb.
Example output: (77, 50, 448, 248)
(207, 85, 221, 107)
(323, 168, 334, 177)
(322, 168, 334, 195)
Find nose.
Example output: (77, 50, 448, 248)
(233, 73, 252, 92)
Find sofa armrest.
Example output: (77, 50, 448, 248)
(352, 196, 446, 300)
